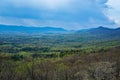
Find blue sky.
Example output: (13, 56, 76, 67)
(0, 0, 119, 30)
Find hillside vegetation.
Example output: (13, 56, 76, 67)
(0, 25, 120, 80)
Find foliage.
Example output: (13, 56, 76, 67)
(0, 32, 120, 80)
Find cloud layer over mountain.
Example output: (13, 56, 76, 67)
(0, 0, 119, 30)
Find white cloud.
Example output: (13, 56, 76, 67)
(0, 0, 118, 29)
(106, 0, 120, 25)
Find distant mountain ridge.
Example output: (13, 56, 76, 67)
(0, 24, 67, 34)
(77, 26, 120, 34)
(75, 26, 120, 41)
(0, 25, 120, 35)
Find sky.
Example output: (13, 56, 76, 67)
(0, 0, 119, 30)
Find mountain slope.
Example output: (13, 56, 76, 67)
(115, 27, 120, 34)
(77, 26, 113, 33)
(87, 26, 113, 34)
(0, 24, 67, 34)
(77, 26, 120, 35)
(76, 26, 120, 41)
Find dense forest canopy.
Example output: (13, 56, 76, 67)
(0, 25, 120, 80)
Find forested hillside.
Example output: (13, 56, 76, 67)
(0, 25, 120, 80)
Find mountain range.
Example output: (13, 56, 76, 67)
(0, 24, 120, 35)
(0, 25, 66, 34)
(77, 26, 120, 35)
